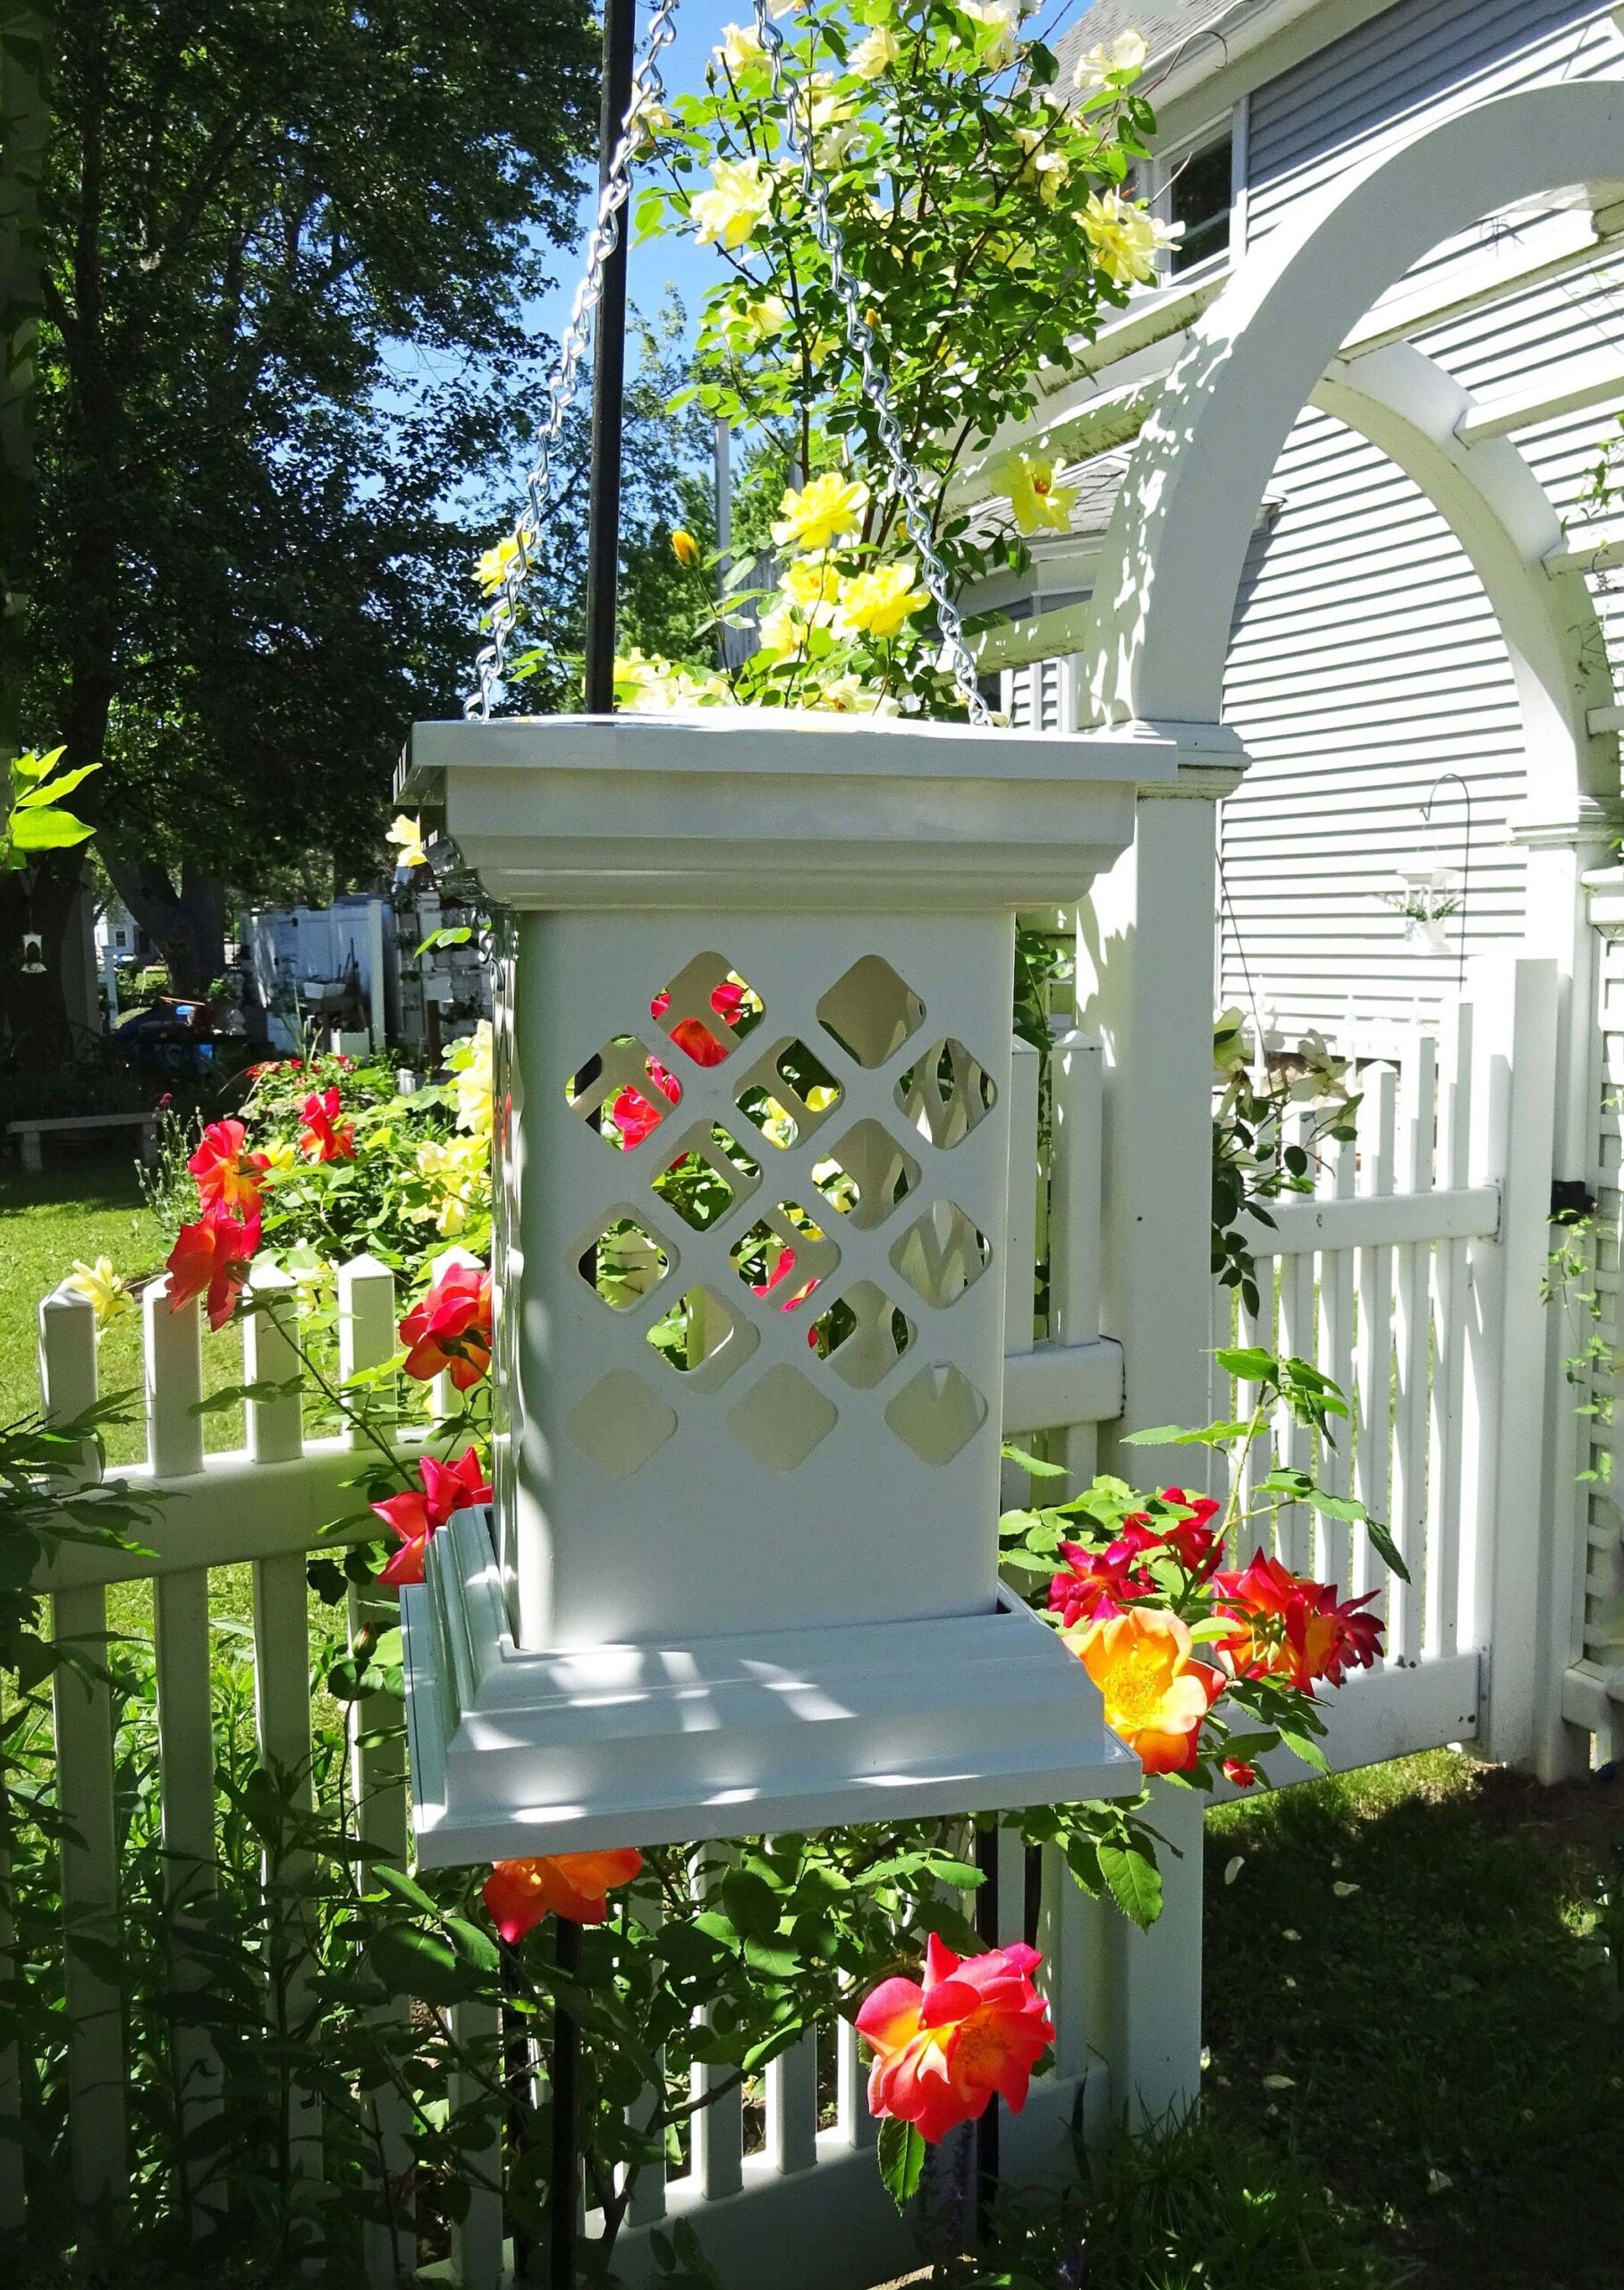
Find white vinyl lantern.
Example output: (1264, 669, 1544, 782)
(399, 708, 1167, 1862)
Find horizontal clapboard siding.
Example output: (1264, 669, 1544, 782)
(1248, 0, 1613, 242)
(1218, 406, 1526, 1037)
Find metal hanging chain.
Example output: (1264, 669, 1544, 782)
(752, 0, 991, 723)
(465, 0, 682, 721)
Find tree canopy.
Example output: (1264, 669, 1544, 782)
(20, 0, 607, 988)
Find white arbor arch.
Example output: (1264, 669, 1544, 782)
(1084, 76, 1624, 835)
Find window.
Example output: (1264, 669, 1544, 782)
(1167, 131, 1233, 275)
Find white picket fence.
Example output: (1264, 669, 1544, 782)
(1208, 957, 1559, 1777)
(6, 965, 1571, 2286)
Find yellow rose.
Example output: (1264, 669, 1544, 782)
(475, 533, 521, 596)
(65, 1256, 133, 1331)
(1072, 30, 1149, 90)
(1013, 123, 1070, 205)
(835, 561, 930, 640)
(733, 293, 789, 345)
(448, 1019, 495, 1137)
(386, 813, 428, 869)
(851, 23, 899, 77)
(771, 471, 869, 553)
(671, 529, 701, 570)
(782, 556, 842, 621)
(1081, 189, 1178, 286)
(996, 450, 1078, 535)
(690, 156, 773, 250)
(715, 21, 764, 75)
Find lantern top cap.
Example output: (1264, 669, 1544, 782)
(398, 706, 1203, 807)
(398, 708, 1239, 911)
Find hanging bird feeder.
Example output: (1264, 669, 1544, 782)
(396, 0, 1156, 1866)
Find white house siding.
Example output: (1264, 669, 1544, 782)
(1212, 0, 1624, 1036)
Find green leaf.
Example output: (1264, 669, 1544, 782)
(1097, 1843, 1163, 1930)
(1362, 1514, 1411, 1583)
(1000, 1442, 1067, 1478)
(367, 1922, 479, 2006)
(876, 2116, 926, 2210)
(9, 804, 93, 851)
(1214, 1346, 1278, 1381)
(444, 1913, 503, 1972)
(1276, 1726, 1330, 1776)
(370, 1864, 440, 1919)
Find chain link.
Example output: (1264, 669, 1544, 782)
(467, 0, 989, 725)
(465, 0, 682, 721)
(752, 0, 990, 723)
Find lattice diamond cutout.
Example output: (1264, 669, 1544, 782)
(812, 1120, 920, 1231)
(573, 1209, 673, 1311)
(884, 1362, 988, 1465)
(735, 1036, 844, 1149)
(816, 954, 926, 1069)
(651, 952, 765, 1069)
(895, 1039, 997, 1149)
(564, 1034, 680, 1151)
(889, 1201, 991, 1309)
(650, 1122, 762, 1233)
(646, 1283, 759, 1393)
(809, 1282, 914, 1390)
(727, 1363, 839, 1472)
(729, 1203, 840, 1313)
(564, 1370, 679, 1479)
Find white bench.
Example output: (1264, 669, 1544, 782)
(8, 1110, 160, 1174)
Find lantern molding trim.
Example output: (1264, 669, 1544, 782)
(396, 709, 1230, 912)
(403, 1508, 1140, 1866)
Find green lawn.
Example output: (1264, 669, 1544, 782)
(0, 1155, 167, 1462)
(1, 1150, 252, 1473)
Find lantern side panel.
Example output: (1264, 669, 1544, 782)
(503, 909, 1017, 1650)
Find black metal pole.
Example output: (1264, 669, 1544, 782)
(974, 1826, 1001, 2247)
(582, 0, 637, 717)
(549, 15, 635, 2274)
(549, 1914, 582, 2287)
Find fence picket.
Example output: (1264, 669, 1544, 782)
(765, 2032, 819, 2177)
(1049, 1030, 1104, 1488)
(1391, 1038, 1436, 1661)
(449, 1997, 506, 2290)
(241, 1268, 322, 2204)
(1276, 1112, 1317, 1573)
(1353, 1068, 1399, 1611)
(836, 2019, 878, 2152)
(337, 1256, 416, 2288)
(1319, 1135, 1358, 1591)
(40, 1285, 129, 2215)
(1004, 1038, 1041, 1358)
(1428, 1005, 1474, 1658)
(689, 1852, 744, 2198)
(144, 1279, 223, 2226)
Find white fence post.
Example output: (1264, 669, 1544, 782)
(1076, 785, 1225, 2125)
(1467, 958, 1559, 1768)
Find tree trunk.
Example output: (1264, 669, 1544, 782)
(100, 847, 226, 997)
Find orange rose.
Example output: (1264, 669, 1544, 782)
(482, 1850, 644, 1941)
(1071, 1607, 1224, 1776)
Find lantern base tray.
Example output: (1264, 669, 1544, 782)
(402, 1508, 1140, 1865)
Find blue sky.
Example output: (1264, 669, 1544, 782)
(529, 2, 741, 361)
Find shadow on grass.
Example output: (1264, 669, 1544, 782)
(1202, 1750, 1624, 2290)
